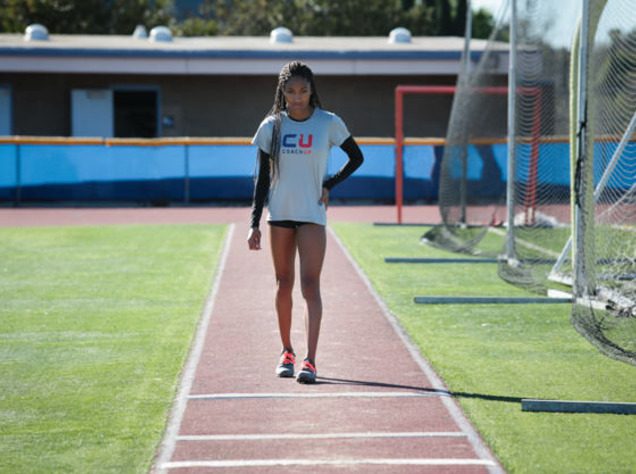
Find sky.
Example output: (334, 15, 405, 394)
(470, 0, 504, 14)
(472, 0, 633, 48)
(470, 0, 588, 48)
(471, 0, 578, 15)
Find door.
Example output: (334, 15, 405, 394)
(71, 89, 114, 137)
(113, 89, 158, 138)
(0, 86, 12, 135)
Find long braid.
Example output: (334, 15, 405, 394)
(266, 61, 322, 181)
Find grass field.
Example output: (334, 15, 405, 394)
(332, 222, 636, 474)
(0, 224, 225, 473)
(2, 221, 634, 473)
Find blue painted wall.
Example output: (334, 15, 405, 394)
(1, 140, 628, 204)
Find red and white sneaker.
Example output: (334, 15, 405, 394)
(296, 358, 317, 384)
(276, 350, 296, 378)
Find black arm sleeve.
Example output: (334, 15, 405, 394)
(322, 135, 364, 190)
(250, 149, 271, 229)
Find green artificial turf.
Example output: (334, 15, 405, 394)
(332, 222, 636, 474)
(0, 224, 226, 474)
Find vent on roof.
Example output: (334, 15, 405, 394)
(388, 27, 412, 44)
(24, 24, 49, 41)
(149, 26, 172, 42)
(132, 25, 148, 39)
(270, 27, 293, 44)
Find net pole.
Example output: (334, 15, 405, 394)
(462, 0, 472, 76)
(505, 0, 518, 260)
(457, 1, 473, 225)
(549, 16, 583, 282)
(573, 0, 594, 297)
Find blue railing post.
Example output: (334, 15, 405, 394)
(14, 142, 21, 207)
(184, 142, 190, 204)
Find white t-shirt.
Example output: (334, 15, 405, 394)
(252, 108, 350, 225)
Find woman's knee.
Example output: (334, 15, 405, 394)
(276, 273, 295, 294)
(300, 275, 321, 300)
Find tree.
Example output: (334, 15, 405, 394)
(0, 0, 173, 34)
(292, 0, 405, 37)
(472, 8, 496, 39)
(453, 0, 467, 36)
(212, 0, 467, 37)
(0, 0, 495, 38)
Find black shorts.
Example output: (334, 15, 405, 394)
(268, 220, 312, 229)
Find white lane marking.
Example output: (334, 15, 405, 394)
(188, 391, 444, 400)
(162, 458, 496, 469)
(176, 431, 468, 441)
(329, 226, 505, 474)
(152, 224, 235, 474)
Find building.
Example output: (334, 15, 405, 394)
(0, 25, 514, 205)
(0, 25, 507, 139)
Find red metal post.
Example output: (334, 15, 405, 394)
(395, 88, 404, 224)
(394, 85, 458, 224)
(393, 84, 539, 227)
(524, 88, 542, 226)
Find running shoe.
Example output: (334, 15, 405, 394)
(296, 358, 317, 384)
(276, 350, 296, 378)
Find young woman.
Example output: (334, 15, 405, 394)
(247, 61, 363, 384)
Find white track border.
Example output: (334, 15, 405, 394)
(176, 431, 467, 441)
(329, 226, 506, 474)
(151, 224, 235, 474)
(162, 458, 496, 469)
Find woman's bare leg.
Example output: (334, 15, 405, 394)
(296, 224, 326, 363)
(269, 225, 297, 351)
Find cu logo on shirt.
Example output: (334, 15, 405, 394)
(282, 133, 313, 149)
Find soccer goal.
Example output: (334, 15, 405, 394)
(554, 0, 636, 365)
(419, 0, 634, 365)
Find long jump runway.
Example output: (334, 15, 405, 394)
(150, 219, 503, 473)
(0, 207, 502, 473)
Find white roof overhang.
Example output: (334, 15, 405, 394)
(0, 34, 507, 76)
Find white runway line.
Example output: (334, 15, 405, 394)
(188, 390, 444, 400)
(176, 431, 468, 441)
(329, 226, 505, 474)
(162, 458, 497, 469)
(152, 224, 235, 474)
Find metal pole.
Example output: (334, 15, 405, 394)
(573, 0, 592, 297)
(15, 142, 21, 207)
(184, 142, 190, 204)
(458, 0, 473, 225)
(392, 86, 463, 224)
(462, 0, 473, 77)
(395, 87, 404, 224)
(505, 0, 518, 260)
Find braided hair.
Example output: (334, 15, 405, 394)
(267, 61, 322, 181)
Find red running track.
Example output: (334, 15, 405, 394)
(0, 206, 503, 473)
(0, 205, 438, 227)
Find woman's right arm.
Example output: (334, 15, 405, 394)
(248, 149, 271, 250)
